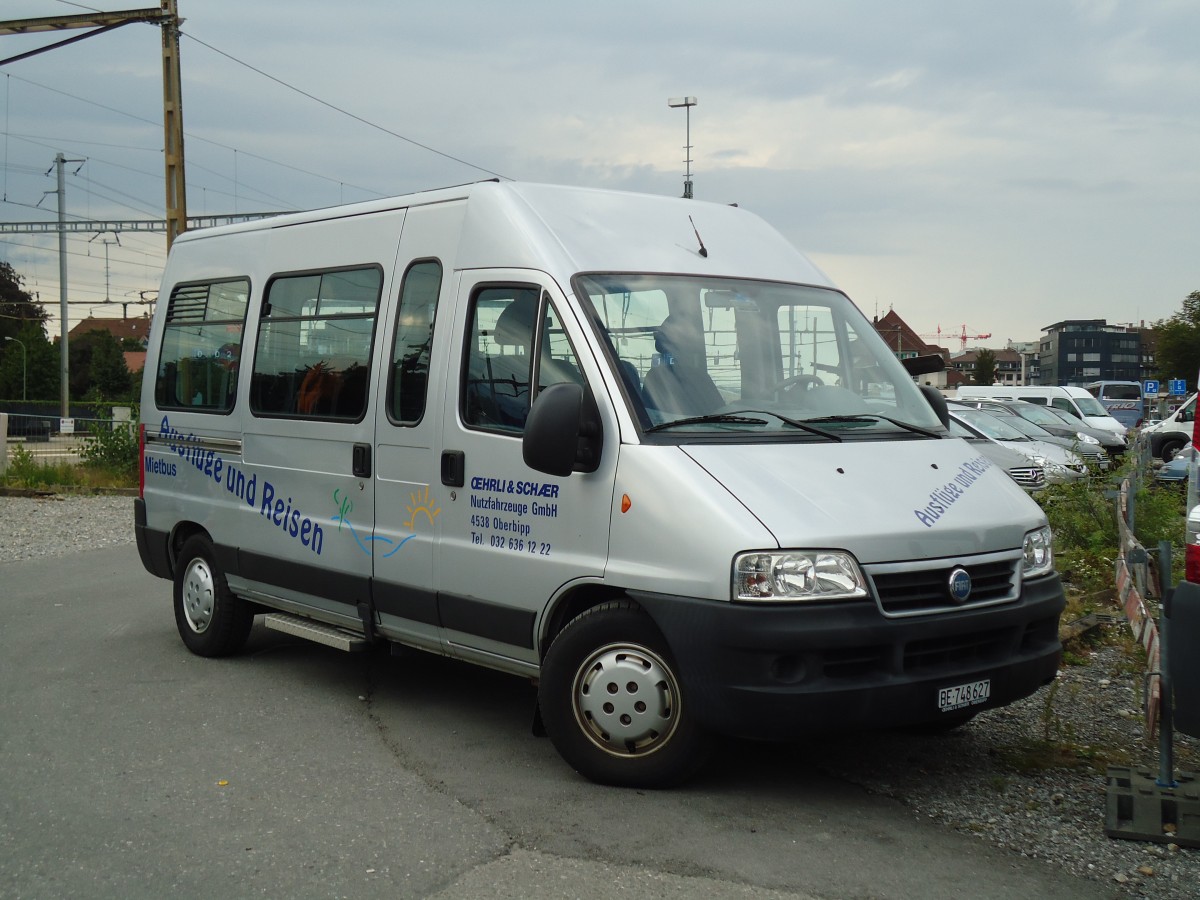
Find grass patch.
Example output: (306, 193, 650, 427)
(3, 444, 86, 489)
(998, 738, 1133, 774)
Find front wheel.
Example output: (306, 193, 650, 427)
(1161, 437, 1186, 463)
(539, 600, 710, 788)
(173, 535, 254, 657)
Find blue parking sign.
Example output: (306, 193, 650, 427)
(1169, 379, 1188, 395)
(1145, 379, 1160, 396)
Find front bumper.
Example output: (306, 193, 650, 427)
(631, 573, 1064, 738)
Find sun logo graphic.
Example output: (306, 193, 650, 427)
(405, 486, 441, 531)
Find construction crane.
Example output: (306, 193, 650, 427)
(917, 324, 993, 352)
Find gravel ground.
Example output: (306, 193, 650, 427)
(2, 493, 1198, 897)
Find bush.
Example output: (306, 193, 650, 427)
(3, 444, 84, 489)
(79, 418, 139, 481)
(1040, 457, 1185, 598)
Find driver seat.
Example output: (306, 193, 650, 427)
(641, 315, 723, 415)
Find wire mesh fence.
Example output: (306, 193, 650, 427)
(2, 407, 136, 470)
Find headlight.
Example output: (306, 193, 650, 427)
(1022, 526, 1054, 579)
(734, 550, 868, 602)
(1077, 433, 1100, 445)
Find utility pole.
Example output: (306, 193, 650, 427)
(0, 4, 189, 246)
(2, 3, 191, 415)
(160, 0, 188, 247)
(54, 153, 83, 418)
(667, 97, 698, 199)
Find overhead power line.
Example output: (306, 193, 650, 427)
(180, 31, 511, 182)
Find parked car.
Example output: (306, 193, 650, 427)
(1155, 442, 1195, 486)
(946, 411, 1046, 493)
(947, 403, 1085, 483)
(956, 399, 1109, 470)
(1040, 405, 1127, 457)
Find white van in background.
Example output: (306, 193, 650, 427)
(134, 181, 1064, 788)
(1142, 393, 1196, 461)
(954, 385, 1126, 436)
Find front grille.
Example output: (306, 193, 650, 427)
(865, 552, 1021, 617)
(1008, 466, 1045, 489)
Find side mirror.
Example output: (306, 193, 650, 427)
(920, 384, 950, 429)
(523, 383, 604, 476)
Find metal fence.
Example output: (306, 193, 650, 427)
(2, 407, 135, 470)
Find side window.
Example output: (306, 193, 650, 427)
(462, 287, 581, 434)
(1050, 398, 1078, 417)
(154, 278, 250, 412)
(250, 266, 381, 420)
(388, 260, 443, 424)
(538, 301, 584, 392)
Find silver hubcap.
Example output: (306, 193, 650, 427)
(571, 642, 681, 758)
(181, 558, 215, 634)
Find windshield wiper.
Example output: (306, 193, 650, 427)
(645, 413, 770, 433)
(648, 409, 844, 441)
(801, 414, 942, 438)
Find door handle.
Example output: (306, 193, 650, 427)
(352, 443, 372, 478)
(441, 450, 465, 487)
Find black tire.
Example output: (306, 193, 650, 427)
(173, 535, 254, 657)
(1160, 437, 1186, 463)
(539, 600, 710, 788)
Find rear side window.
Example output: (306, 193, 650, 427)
(388, 260, 442, 424)
(250, 266, 382, 420)
(154, 278, 250, 412)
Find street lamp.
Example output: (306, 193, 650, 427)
(667, 96, 697, 198)
(4, 336, 26, 401)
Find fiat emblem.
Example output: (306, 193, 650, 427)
(948, 567, 972, 603)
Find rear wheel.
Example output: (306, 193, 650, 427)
(539, 600, 710, 788)
(173, 535, 253, 657)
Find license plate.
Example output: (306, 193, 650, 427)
(938, 678, 991, 712)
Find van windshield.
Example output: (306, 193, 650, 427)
(574, 274, 943, 436)
(1073, 395, 1110, 417)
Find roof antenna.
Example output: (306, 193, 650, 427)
(688, 215, 708, 257)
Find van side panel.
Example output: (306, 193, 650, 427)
(372, 200, 468, 652)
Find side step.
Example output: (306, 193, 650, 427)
(263, 613, 369, 652)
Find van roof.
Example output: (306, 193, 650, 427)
(168, 181, 835, 288)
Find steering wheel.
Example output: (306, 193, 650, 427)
(775, 373, 824, 399)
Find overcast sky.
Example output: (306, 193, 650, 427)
(1, 0, 1197, 348)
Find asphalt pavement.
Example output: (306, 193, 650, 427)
(0, 544, 1118, 899)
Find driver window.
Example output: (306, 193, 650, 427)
(462, 287, 583, 434)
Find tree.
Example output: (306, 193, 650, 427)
(89, 331, 135, 400)
(973, 348, 997, 385)
(1154, 291, 1200, 390)
(70, 329, 133, 401)
(0, 261, 49, 341)
(0, 327, 58, 401)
